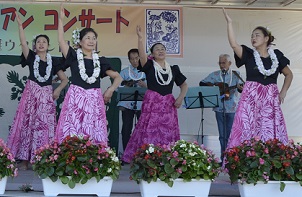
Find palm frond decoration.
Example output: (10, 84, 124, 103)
(7, 71, 26, 101)
(0, 108, 4, 117)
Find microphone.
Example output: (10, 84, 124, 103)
(221, 69, 227, 75)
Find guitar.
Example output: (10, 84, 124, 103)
(121, 78, 146, 87)
(202, 82, 242, 100)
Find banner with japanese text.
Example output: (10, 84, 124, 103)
(0, 3, 183, 57)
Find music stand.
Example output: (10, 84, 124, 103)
(184, 86, 220, 144)
(116, 87, 147, 110)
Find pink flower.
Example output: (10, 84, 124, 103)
(259, 158, 265, 165)
(176, 168, 182, 174)
(172, 151, 178, 157)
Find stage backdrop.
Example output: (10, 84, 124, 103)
(1, 3, 302, 157)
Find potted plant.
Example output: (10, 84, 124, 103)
(32, 135, 121, 197)
(130, 139, 220, 197)
(0, 138, 18, 194)
(224, 137, 302, 197)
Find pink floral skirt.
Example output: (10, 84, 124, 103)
(7, 80, 56, 162)
(227, 81, 288, 149)
(122, 90, 180, 163)
(55, 84, 108, 145)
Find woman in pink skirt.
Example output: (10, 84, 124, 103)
(122, 26, 188, 163)
(222, 8, 293, 149)
(7, 12, 68, 170)
(56, 5, 122, 145)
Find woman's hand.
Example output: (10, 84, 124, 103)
(60, 4, 65, 21)
(53, 89, 61, 101)
(222, 8, 232, 23)
(279, 90, 287, 104)
(136, 25, 143, 40)
(15, 12, 22, 26)
(103, 87, 114, 104)
(174, 97, 183, 109)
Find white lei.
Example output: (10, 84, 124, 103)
(33, 53, 52, 82)
(153, 60, 172, 85)
(77, 48, 100, 84)
(128, 65, 144, 80)
(253, 48, 279, 76)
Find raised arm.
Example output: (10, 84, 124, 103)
(16, 12, 29, 59)
(58, 4, 69, 58)
(136, 25, 147, 66)
(222, 8, 243, 59)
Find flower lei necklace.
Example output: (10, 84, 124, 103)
(33, 53, 52, 82)
(153, 60, 172, 85)
(253, 48, 279, 77)
(77, 48, 100, 84)
(128, 66, 144, 80)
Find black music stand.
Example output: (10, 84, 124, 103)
(116, 87, 147, 110)
(184, 86, 220, 144)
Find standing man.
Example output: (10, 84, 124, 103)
(199, 54, 244, 162)
(118, 49, 147, 155)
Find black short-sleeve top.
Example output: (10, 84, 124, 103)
(62, 46, 112, 89)
(138, 59, 187, 96)
(234, 45, 290, 85)
(20, 49, 63, 87)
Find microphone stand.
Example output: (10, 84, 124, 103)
(221, 70, 227, 158)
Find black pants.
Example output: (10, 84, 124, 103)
(121, 108, 141, 151)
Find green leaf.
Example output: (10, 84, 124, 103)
(55, 170, 64, 176)
(68, 180, 76, 189)
(81, 178, 88, 184)
(296, 174, 302, 180)
(285, 166, 294, 175)
(60, 176, 69, 184)
(46, 167, 55, 176)
(164, 163, 174, 174)
(273, 160, 282, 168)
(77, 156, 88, 162)
(280, 181, 285, 192)
(170, 158, 178, 166)
(273, 173, 282, 181)
(167, 180, 173, 187)
(39, 173, 48, 179)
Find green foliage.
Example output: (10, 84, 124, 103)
(32, 135, 121, 189)
(7, 71, 26, 101)
(224, 138, 302, 192)
(0, 139, 18, 178)
(130, 140, 221, 187)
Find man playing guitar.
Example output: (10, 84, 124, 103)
(199, 54, 244, 163)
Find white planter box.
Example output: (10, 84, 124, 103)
(42, 176, 113, 197)
(139, 178, 211, 197)
(239, 181, 302, 197)
(0, 177, 7, 195)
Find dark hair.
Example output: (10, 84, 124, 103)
(150, 43, 166, 53)
(79, 28, 98, 41)
(253, 26, 275, 46)
(35, 34, 50, 45)
(127, 48, 139, 59)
